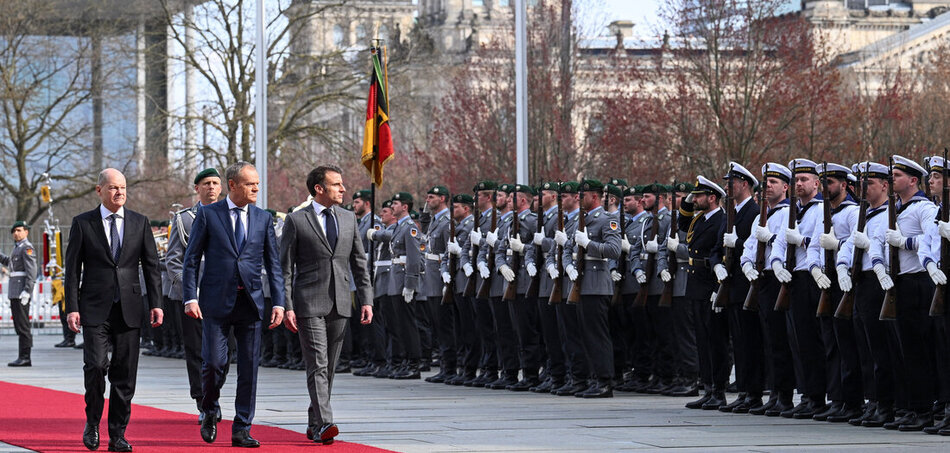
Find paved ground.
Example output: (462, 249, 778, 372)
(1, 334, 949, 452)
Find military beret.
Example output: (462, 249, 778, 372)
(559, 181, 580, 194)
(193, 167, 220, 185)
(641, 183, 663, 194)
(428, 185, 449, 196)
(498, 183, 516, 194)
(11, 220, 29, 232)
(579, 179, 603, 191)
(474, 180, 498, 191)
(514, 184, 535, 195)
(392, 192, 413, 203)
(264, 208, 277, 217)
(353, 189, 372, 201)
(608, 178, 628, 187)
(410, 210, 420, 220)
(453, 193, 475, 205)
(381, 200, 393, 208)
(540, 181, 559, 192)
(605, 184, 623, 199)
(672, 181, 694, 193)
(623, 186, 639, 197)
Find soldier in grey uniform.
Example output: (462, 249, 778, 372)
(466, 181, 500, 387)
(615, 184, 646, 392)
(422, 185, 455, 383)
(2, 221, 36, 366)
(364, 200, 402, 378)
(443, 194, 480, 385)
(384, 192, 424, 379)
(351, 190, 386, 376)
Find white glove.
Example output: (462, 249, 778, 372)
(819, 229, 839, 251)
(442, 272, 452, 284)
(470, 228, 482, 247)
(667, 235, 680, 251)
(486, 230, 499, 247)
(685, 193, 694, 204)
(546, 263, 559, 279)
(786, 226, 805, 246)
(533, 231, 545, 246)
(723, 227, 738, 248)
(500, 264, 516, 282)
(713, 263, 728, 281)
(837, 264, 852, 293)
(611, 270, 622, 282)
(463, 263, 474, 277)
(509, 236, 525, 253)
(446, 239, 462, 256)
(526, 262, 537, 277)
(621, 238, 631, 253)
(477, 262, 490, 279)
(554, 230, 569, 246)
(885, 228, 908, 249)
(574, 229, 591, 248)
(940, 220, 950, 240)
(754, 224, 773, 243)
(18, 291, 30, 303)
(772, 260, 792, 283)
(635, 269, 647, 284)
(811, 267, 831, 290)
(645, 235, 659, 254)
(366, 228, 376, 241)
(873, 263, 894, 291)
(402, 288, 415, 303)
(927, 261, 947, 286)
(565, 264, 579, 281)
(853, 229, 870, 250)
(742, 261, 758, 281)
(660, 269, 672, 282)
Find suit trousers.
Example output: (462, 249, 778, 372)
(490, 296, 521, 376)
(474, 297, 498, 372)
(181, 300, 229, 408)
(538, 296, 566, 380)
(854, 271, 901, 407)
(455, 294, 481, 373)
(670, 296, 698, 380)
(201, 289, 262, 433)
(647, 295, 675, 380)
(787, 271, 827, 400)
(555, 302, 589, 382)
(576, 295, 614, 381)
(757, 272, 795, 394)
(432, 296, 458, 371)
(894, 272, 938, 412)
(83, 300, 140, 438)
(163, 296, 183, 352)
(691, 296, 731, 391)
(510, 296, 543, 376)
(9, 299, 32, 355)
(298, 310, 348, 428)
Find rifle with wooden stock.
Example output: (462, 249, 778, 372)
(463, 188, 481, 297)
(476, 189, 499, 300)
(549, 184, 565, 304)
(880, 158, 900, 321)
(567, 184, 587, 304)
(714, 166, 735, 308)
(931, 149, 949, 317)
(633, 190, 660, 309)
(526, 189, 543, 300)
(834, 173, 869, 320)
(774, 161, 798, 311)
(816, 163, 836, 317)
(611, 184, 628, 306)
(502, 193, 522, 302)
(442, 194, 456, 305)
(743, 170, 769, 311)
(659, 188, 679, 308)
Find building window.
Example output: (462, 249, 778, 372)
(356, 23, 369, 44)
(473, 0, 484, 6)
(379, 24, 390, 41)
(333, 24, 346, 47)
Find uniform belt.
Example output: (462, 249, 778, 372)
(10, 271, 27, 277)
(375, 260, 392, 267)
(688, 257, 710, 268)
(572, 253, 607, 262)
(392, 256, 407, 265)
(425, 253, 442, 261)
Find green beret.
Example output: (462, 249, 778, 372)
(605, 184, 622, 198)
(193, 168, 220, 185)
(579, 179, 603, 191)
(353, 189, 372, 201)
(672, 181, 695, 193)
(514, 184, 535, 196)
(410, 210, 420, 220)
(381, 200, 393, 208)
(642, 183, 663, 194)
(540, 181, 559, 192)
(498, 183, 515, 194)
(392, 192, 413, 203)
(474, 180, 498, 191)
(428, 185, 449, 196)
(453, 193, 475, 205)
(608, 178, 628, 187)
(264, 209, 277, 217)
(559, 181, 580, 194)
(623, 186, 638, 197)
(10, 220, 29, 232)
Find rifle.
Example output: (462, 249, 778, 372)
(931, 149, 950, 316)
(835, 172, 869, 320)
(743, 170, 769, 311)
(714, 166, 735, 308)
(633, 188, 660, 309)
(549, 184, 565, 304)
(880, 158, 900, 321)
(611, 184, 628, 306)
(567, 184, 587, 304)
(659, 187, 679, 308)
(502, 194, 522, 302)
(774, 161, 798, 311)
(442, 194, 456, 305)
(463, 188, 481, 297)
(816, 163, 836, 317)
(525, 188, 543, 300)
(476, 189, 499, 300)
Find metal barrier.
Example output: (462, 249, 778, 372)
(0, 278, 61, 336)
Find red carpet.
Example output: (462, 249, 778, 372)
(0, 381, 393, 452)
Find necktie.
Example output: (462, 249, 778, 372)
(108, 213, 121, 261)
(324, 209, 338, 250)
(233, 207, 246, 250)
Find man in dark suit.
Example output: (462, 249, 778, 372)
(281, 165, 373, 445)
(182, 161, 285, 448)
(65, 168, 164, 452)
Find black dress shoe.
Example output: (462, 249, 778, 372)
(231, 430, 260, 448)
(827, 403, 864, 423)
(107, 437, 132, 452)
(353, 365, 378, 376)
(898, 411, 933, 431)
(449, 372, 475, 385)
(849, 402, 878, 426)
(642, 378, 671, 395)
(749, 394, 777, 416)
(733, 395, 764, 414)
(813, 401, 843, 421)
(719, 393, 747, 412)
(55, 339, 76, 348)
(334, 362, 351, 374)
(74, 342, 84, 349)
(576, 382, 613, 398)
(486, 375, 519, 390)
(392, 366, 421, 380)
(862, 406, 895, 427)
(530, 379, 560, 393)
(470, 372, 497, 388)
(884, 411, 914, 430)
(317, 423, 339, 444)
(553, 381, 588, 396)
(8, 357, 31, 367)
(765, 398, 794, 417)
(83, 423, 99, 451)
(780, 399, 810, 418)
(507, 377, 540, 391)
(924, 415, 950, 434)
(200, 411, 217, 443)
(425, 371, 447, 383)
(793, 400, 827, 420)
(686, 392, 713, 409)
(702, 392, 727, 410)
(666, 383, 700, 397)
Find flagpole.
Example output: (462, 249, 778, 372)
(515, 0, 528, 185)
(255, 0, 268, 209)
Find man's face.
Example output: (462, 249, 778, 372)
(560, 192, 578, 210)
(623, 195, 639, 214)
(477, 190, 493, 210)
(930, 171, 943, 195)
(453, 203, 470, 220)
(97, 170, 127, 212)
(380, 207, 394, 224)
(353, 198, 368, 215)
(314, 170, 345, 206)
(195, 176, 221, 205)
(228, 166, 260, 206)
(795, 173, 819, 199)
(765, 177, 788, 203)
(891, 169, 917, 194)
(11, 227, 27, 242)
(693, 193, 711, 210)
(392, 200, 409, 217)
(426, 193, 445, 211)
(866, 177, 887, 202)
(494, 191, 509, 209)
(825, 177, 846, 201)
(582, 192, 600, 211)
(542, 190, 557, 207)
(642, 193, 656, 211)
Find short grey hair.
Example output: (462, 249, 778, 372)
(225, 161, 255, 183)
(97, 168, 124, 186)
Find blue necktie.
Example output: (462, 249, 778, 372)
(324, 209, 337, 250)
(233, 207, 246, 250)
(108, 213, 121, 261)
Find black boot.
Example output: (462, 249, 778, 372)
(719, 392, 748, 413)
(827, 402, 864, 423)
(686, 391, 714, 410)
(701, 391, 727, 410)
(849, 401, 878, 426)
(813, 401, 844, 421)
(862, 404, 895, 428)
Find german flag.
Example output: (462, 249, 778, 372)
(361, 47, 394, 187)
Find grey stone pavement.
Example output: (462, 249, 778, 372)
(1, 334, 949, 452)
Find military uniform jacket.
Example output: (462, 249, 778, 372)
(442, 214, 474, 294)
(479, 211, 514, 298)
(808, 198, 858, 269)
(562, 206, 622, 296)
(710, 196, 759, 277)
(621, 211, 646, 295)
(165, 203, 201, 301)
(1, 238, 36, 298)
(497, 208, 538, 295)
(423, 208, 451, 298)
(472, 208, 497, 298)
(630, 207, 671, 296)
(525, 204, 559, 297)
(546, 208, 580, 296)
(358, 212, 381, 257)
(372, 223, 396, 297)
(388, 215, 422, 296)
(685, 207, 725, 300)
(883, 191, 936, 275)
(740, 200, 790, 273)
(769, 196, 823, 272)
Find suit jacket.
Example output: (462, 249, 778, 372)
(181, 199, 285, 319)
(281, 204, 373, 318)
(685, 208, 725, 300)
(710, 197, 759, 274)
(64, 206, 162, 327)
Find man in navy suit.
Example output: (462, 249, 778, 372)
(182, 161, 285, 448)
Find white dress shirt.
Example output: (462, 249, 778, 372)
(100, 205, 126, 249)
(227, 196, 249, 235)
(312, 201, 337, 238)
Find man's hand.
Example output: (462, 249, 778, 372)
(645, 236, 659, 254)
(533, 231, 545, 246)
(360, 305, 373, 325)
(742, 262, 758, 282)
(463, 263, 474, 277)
(635, 269, 647, 284)
(366, 228, 376, 241)
(470, 228, 482, 247)
(574, 229, 591, 248)
(526, 262, 537, 277)
(184, 301, 203, 320)
(810, 267, 831, 290)
(927, 261, 947, 286)
(853, 230, 871, 250)
(667, 235, 680, 251)
(886, 228, 910, 249)
(837, 265, 852, 293)
(150, 308, 164, 328)
(819, 228, 839, 251)
(723, 228, 738, 249)
(269, 307, 284, 329)
(565, 264, 579, 281)
(611, 270, 622, 282)
(500, 264, 516, 283)
(554, 230, 569, 246)
(786, 226, 805, 246)
(660, 269, 672, 282)
(713, 263, 728, 281)
(772, 261, 792, 283)
(446, 240, 462, 256)
(18, 291, 30, 303)
(477, 262, 490, 279)
(284, 310, 298, 333)
(546, 263, 559, 279)
(486, 230, 499, 248)
(509, 236, 525, 253)
(621, 238, 631, 254)
(940, 220, 950, 240)
(873, 263, 894, 291)
(442, 271, 452, 284)
(754, 225, 773, 243)
(67, 312, 81, 333)
(402, 288, 415, 303)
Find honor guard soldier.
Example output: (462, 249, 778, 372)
(467, 181, 500, 387)
(442, 194, 480, 385)
(2, 221, 36, 366)
(422, 185, 455, 383)
(364, 200, 402, 378)
(617, 185, 648, 392)
(601, 181, 631, 391)
(663, 182, 701, 397)
(560, 178, 622, 398)
(383, 192, 424, 379)
(682, 176, 729, 410)
(351, 190, 386, 376)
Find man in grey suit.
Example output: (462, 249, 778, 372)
(1, 220, 36, 366)
(281, 165, 373, 445)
